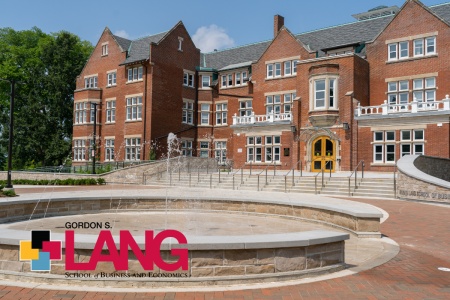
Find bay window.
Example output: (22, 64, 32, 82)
(314, 80, 326, 108)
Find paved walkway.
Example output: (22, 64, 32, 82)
(0, 187, 449, 299)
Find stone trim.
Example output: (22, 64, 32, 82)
(215, 100, 228, 104)
(104, 136, 115, 139)
(74, 99, 100, 103)
(105, 97, 116, 101)
(385, 54, 438, 64)
(101, 42, 109, 46)
(183, 69, 195, 75)
(84, 74, 98, 79)
(124, 134, 142, 138)
(265, 56, 300, 64)
(106, 69, 117, 74)
(264, 90, 296, 96)
(385, 31, 438, 44)
(182, 98, 195, 103)
(385, 72, 438, 82)
(125, 93, 144, 98)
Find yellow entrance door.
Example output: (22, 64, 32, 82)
(311, 137, 335, 172)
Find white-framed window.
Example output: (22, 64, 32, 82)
(182, 101, 194, 124)
(329, 79, 336, 108)
(267, 64, 273, 78)
(255, 136, 262, 145)
(374, 131, 383, 142)
(215, 103, 227, 125)
(265, 147, 272, 162)
(414, 39, 423, 57)
(255, 147, 262, 162)
(388, 43, 397, 61)
(127, 67, 143, 82)
(401, 144, 411, 157)
(106, 101, 116, 123)
(181, 141, 192, 157)
(199, 142, 209, 158)
(284, 61, 291, 76)
(275, 63, 281, 77)
(413, 143, 424, 155)
(215, 141, 227, 164)
(399, 41, 408, 59)
(126, 96, 143, 121)
(89, 104, 98, 123)
(178, 40, 182, 51)
(265, 136, 272, 145)
(202, 76, 210, 88)
(84, 77, 97, 88)
(388, 80, 411, 106)
(228, 74, 233, 86)
(73, 140, 86, 161)
(221, 75, 226, 88)
(284, 94, 291, 113)
(266, 95, 281, 115)
(201, 104, 210, 125)
(292, 60, 298, 74)
(235, 73, 241, 85)
(105, 139, 114, 161)
(102, 44, 108, 55)
(385, 144, 395, 163)
(183, 72, 194, 87)
(401, 130, 411, 141)
(274, 135, 281, 144)
(425, 36, 436, 55)
(242, 71, 248, 84)
(374, 144, 384, 163)
(386, 131, 395, 141)
(314, 79, 326, 108)
(74, 103, 89, 124)
(107, 72, 116, 86)
(413, 129, 424, 141)
(125, 138, 141, 160)
(239, 100, 252, 116)
(247, 147, 254, 162)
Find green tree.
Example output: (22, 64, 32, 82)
(0, 27, 93, 168)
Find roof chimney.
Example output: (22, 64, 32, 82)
(274, 15, 284, 38)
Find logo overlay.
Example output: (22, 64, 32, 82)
(20, 230, 62, 271)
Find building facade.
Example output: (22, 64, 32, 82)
(73, 0, 450, 172)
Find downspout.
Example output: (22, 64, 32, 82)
(195, 69, 199, 156)
(142, 62, 148, 160)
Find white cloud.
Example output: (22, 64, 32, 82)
(192, 25, 235, 53)
(114, 30, 130, 39)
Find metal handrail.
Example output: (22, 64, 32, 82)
(233, 163, 246, 185)
(348, 160, 364, 196)
(314, 160, 334, 194)
(284, 160, 303, 192)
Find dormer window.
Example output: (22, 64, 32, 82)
(127, 67, 143, 82)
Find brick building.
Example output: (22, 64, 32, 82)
(73, 0, 450, 172)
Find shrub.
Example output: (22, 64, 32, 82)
(97, 178, 105, 185)
(2, 190, 16, 197)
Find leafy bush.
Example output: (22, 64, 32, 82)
(2, 190, 16, 197)
(0, 178, 102, 186)
(97, 178, 105, 185)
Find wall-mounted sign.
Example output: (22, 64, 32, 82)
(284, 148, 290, 156)
(237, 149, 242, 153)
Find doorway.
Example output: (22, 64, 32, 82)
(311, 136, 335, 172)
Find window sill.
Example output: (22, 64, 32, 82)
(386, 54, 438, 64)
(182, 85, 195, 89)
(220, 85, 247, 90)
(370, 163, 396, 166)
(181, 122, 194, 125)
(199, 87, 212, 90)
(101, 54, 108, 57)
(105, 122, 116, 125)
(125, 120, 142, 123)
(308, 109, 339, 113)
(73, 123, 101, 126)
(245, 162, 282, 165)
(126, 80, 144, 85)
(198, 125, 213, 127)
(214, 124, 228, 127)
(265, 74, 296, 81)
(106, 85, 117, 89)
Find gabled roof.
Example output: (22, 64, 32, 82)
(112, 35, 132, 53)
(200, 1, 450, 69)
(119, 31, 169, 65)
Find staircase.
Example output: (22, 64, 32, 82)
(145, 172, 396, 199)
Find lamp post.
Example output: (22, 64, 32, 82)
(89, 102, 102, 174)
(0, 79, 27, 191)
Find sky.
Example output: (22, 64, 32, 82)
(1, 0, 447, 53)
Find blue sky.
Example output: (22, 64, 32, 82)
(1, 0, 447, 53)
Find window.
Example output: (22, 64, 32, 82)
(247, 147, 254, 162)
(386, 144, 395, 163)
(255, 136, 262, 145)
(107, 72, 116, 86)
(388, 80, 409, 106)
(182, 101, 194, 124)
(425, 77, 435, 88)
(235, 73, 241, 85)
(265, 136, 272, 145)
(414, 39, 423, 57)
(221, 75, 226, 87)
(125, 138, 141, 160)
(266, 95, 281, 115)
(215, 103, 227, 125)
(413, 129, 424, 141)
(292, 60, 298, 74)
(178, 40, 182, 51)
(239, 100, 252, 116)
(106, 101, 116, 123)
(242, 71, 248, 84)
(126, 96, 143, 121)
(374, 145, 383, 163)
(315, 80, 326, 108)
(247, 137, 262, 163)
(74, 103, 89, 124)
(274, 136, 281, 144)
(267, 64, 273, 78)
(414, 143, 424, 155)
(401, 130, 411, 141)
(386, 131, 395, 141)
(412, 77, 437, 106)
(200, 142, 209, 158)
(329, 79, 335, 108)
(201, 104, 210, 125)
(275, 63, 281, 77)
(202, 76, 210, 88)
(255, 147, 262, 162)
(84, 77, 97, 88)
(425, 37, 435, 55)
(284, 94, 291, 113)
(228, 74, 233, 86)
(401, 144, 411, 157)
(265, 147, 272, 162)
(73, 140, 85, 161)
(215, 141, 227, 164)
(399, 41, 408, 59)
(388, 43, 397, 61)
(102, 44, 108, 55)
(284, 61, 291, 76)
(89, 104, 98, 123)
(105, 139, 114, 161)
(374, 131, 383, 142)
(183, 72, 194, 87)
(181, 141, 192, 157)
(128, 67, 143, 82)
